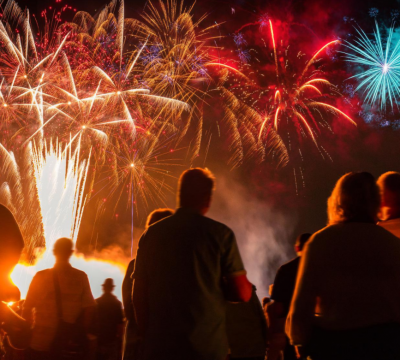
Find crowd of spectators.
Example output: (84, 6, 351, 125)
(1, 169, 400, 360)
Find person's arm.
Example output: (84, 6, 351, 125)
(132, 232, 149, 336)
(221, 228, 252, 302)
(286, 241, 319, 347)
(224, 274, 252, 302)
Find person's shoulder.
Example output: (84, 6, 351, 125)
(34, 268, 52, 278)
(201, 215, 233, 233)
(145, 214, 175, 234)
(275, 256, 300, 278)
(279, 256, 300, 271)
(0, 204, 11, 215)
(374, 222, 400, 239)
(69, 266, 90, 279)
(309, 224, 346, 243)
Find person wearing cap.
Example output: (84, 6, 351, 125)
(95, 278, 124, 360)
(23, 238, 96, 360)
(267, 233, 312, 360)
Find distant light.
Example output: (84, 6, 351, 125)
(130, 163, 134, 168)
(117, 91, 121, 95)
(82, 125, 86, 129)
(68, 101, 71, 105)
(3, 104, 7, 107)
(382, 63, 390, 74)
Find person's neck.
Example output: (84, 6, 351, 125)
(180, 206, 204, 215)
(55, 260, 70, 267)
(384, 207, 400, 221)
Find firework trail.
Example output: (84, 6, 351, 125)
(343, 21, 400, 110)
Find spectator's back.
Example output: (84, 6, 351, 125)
(135, 209, 245, 360)
(133, 168, 251, 360)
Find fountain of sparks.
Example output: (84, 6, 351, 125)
(11, 141, 125, 299)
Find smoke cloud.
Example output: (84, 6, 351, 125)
(209, 174, 297, 298)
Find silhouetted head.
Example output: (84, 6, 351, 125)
(53, 238, 74, 263)
(178, 168, 215, 215)
(328, 172, 380, 225)
(377, 172, 400, 220)
(145, 208, 174, 229)
(295, 233, 312, 255)
(102, 278, 115, 294)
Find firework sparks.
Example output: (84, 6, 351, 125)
(223, 18, 355, 169)
(343, 21, 400, 110)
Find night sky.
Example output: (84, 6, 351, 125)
(10, 0, 400, 295)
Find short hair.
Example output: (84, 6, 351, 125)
(146, 208, 174, 228)
(327, 172, 380, 225)
(178, 168, 215, 208)
(377, 172, 400, 207)
(53, 238, 74, 255)
(295, 233, 312, 252)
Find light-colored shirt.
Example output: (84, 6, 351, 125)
(24, 264, 95, 351)
(286, 223, 400, 346)
(379, 218, 400, 238)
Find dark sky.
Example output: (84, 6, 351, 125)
(10, 0, 400, 295)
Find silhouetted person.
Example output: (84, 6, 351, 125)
(122, 208, 174, 360)
(226, 286, 267, 360)
(0, 204, 24, 303)
(23, 238, 96, 360)
(287, 172, 400, 360)
(267, 233, 312, 360)
(377, 171, 400, 237)
(133, 168, 252, 360)
(96, 279, 124, 360)
(0, 205, 24, 353)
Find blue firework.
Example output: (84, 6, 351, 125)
(343, 22, 400, 110)
(233, 32, 247, 47)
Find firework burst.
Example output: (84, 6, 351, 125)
(223, 19, 356, 171)
(343, 21, 400, 110)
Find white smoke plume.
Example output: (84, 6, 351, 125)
(209, 175, 297, 298)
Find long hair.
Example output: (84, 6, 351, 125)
(327, 172, 380, 225)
